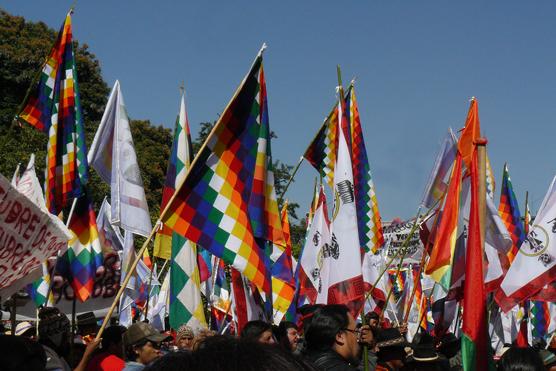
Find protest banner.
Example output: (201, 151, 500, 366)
(0, 174, 71, 296)
(383, 219, 424, 266)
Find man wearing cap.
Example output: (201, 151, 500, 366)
(175, 325, 195, 351)
(123, 322, 171, 371)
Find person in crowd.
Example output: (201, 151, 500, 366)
(144, 334, 317, 371)
(123, 322, 172, 371)
(14, 320, 36, 338)
(497, 346, 545, 371)
(191, 328, 216, 350)
(539, 349, 556, 371)
(403, 343, 446, 371)
(304, 304, 374, 370)
(38, 306, 73, 371)
(86, 325, 127, 371)
(436, 332, 462, 371)
(0, 334, 47, 371)
(365, 312, 380, 331)
(241, 320, 276, 344)
(78, 312, 100, 342)
(374, 328, 408, 371)
(275, 321, 300, 353)
(174, 325, 195, 351)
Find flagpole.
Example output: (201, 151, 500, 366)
(44, 196, 79, 306)
(95, 227, 157, 340)
(277, 156, 304, 206)
(402, 207, 442, 323)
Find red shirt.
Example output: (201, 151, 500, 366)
(86, 352, 125, 371)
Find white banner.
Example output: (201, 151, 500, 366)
(0, 174, 71, 292)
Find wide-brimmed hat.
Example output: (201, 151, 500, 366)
(124, 322, 172, 347)
(411, 343, 440, 362)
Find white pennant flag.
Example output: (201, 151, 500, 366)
(88, 80, 152, 237)
(499, 175, 556, 310)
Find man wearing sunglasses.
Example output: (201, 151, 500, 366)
(123, 322, 172, 371)
(304, 304, 374, 370)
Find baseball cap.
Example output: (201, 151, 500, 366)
(15, 321, 34, 336)
(123, 322, 171, 347)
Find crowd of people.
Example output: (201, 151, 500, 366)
(1, 304, 555, 371)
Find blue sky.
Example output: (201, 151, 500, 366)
(4, 1, 556, 220)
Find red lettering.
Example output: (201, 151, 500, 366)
(15, 207, 31, 235)
(5, 200, 22, 224)
(23, 214, 40, 240)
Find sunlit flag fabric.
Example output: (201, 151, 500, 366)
(160, 51, 271, 293)
(87, 80, 152, 237)
(319, 97, 365, 316)
(299, 186, 331, 304)
(499, 164, 526, 263)
(346, 86, 384, 253)
(96, 198, 124, 254)
(304, 104, 339, 188)
(17, 12, 88, 214)
(425, 154, 462, 290)
(421, 129, 458, 209)
(269, 203, 295, 323)
(65, 192, 103, 302)
(13, 154, 55, 306)
(498, 175, 556, 312)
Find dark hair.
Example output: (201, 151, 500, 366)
(497, 347, 545, 371)
(0, 335, 46, 371)
(275, 321, 297, 352)
(101, 325, 125, 349)
(241, 320, 273, 341)
(145, 335, 316, 371)
(38, 306, 71, 357)
(305, 304, 350, 352)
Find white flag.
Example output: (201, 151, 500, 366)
(320, 100, 364, 312)
(96, 197, 124, 253)
(88, 80, 152, 236)
(299, 186, 331, 304)
(499, 175, 556, 309)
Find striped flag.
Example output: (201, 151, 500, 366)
(346, 86, 384, 253)
(17, 11, 88, 214)
(499, 164, 526, 263)
(531, 301, 550, 340)
(160, 51, 271, 293)
(424, 154, 462, 290)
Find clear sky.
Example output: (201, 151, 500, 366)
(4, 1, 556, 221)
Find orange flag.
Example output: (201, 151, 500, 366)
(458, 98, 481, 171)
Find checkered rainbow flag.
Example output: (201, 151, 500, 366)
(345, 86, 384, 253)
(160, 49, 273, 293)
(17, 11, 88, 215)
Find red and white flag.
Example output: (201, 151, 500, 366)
(319, 98, 364, 316)
(498, 175, 556, 311)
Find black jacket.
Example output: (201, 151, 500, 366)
(305, 349, 357, 371)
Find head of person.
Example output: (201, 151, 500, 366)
(76, 311, 98, 337)
(305, 304, 360, 364)
(241, 320, 275, 345)
(436, 332, 460, 359)
(0, 335, 46, 371)
(376, 328, 408, 369)
(275, 321, 299, 352)
(38, 307, 71, 357)
(365, 312, 380, 329)
(14, 321, 35, 338)
(497, 346, 545, 371)
(101, 325, 126, 358)
(124, 322, 171, 365)
(175, 325, 195, 351)
(539, 349, 556, 371)
(404, 343, 443, 371)
(145, 335, 316, 371)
